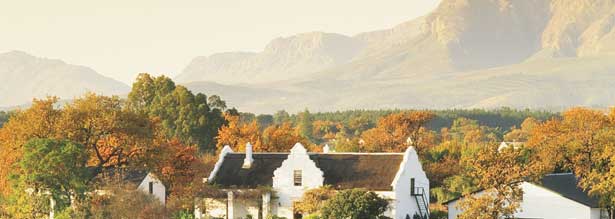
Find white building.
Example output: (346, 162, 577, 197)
(125, 171, 166, 205)
(446, 173, 608, 219)
(48, 170, 166, 219)
(197, 142, 430, 219)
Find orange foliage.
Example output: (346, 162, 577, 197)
(0, 97, 61, 196)
(259, 122, 305, 152)
(360, 111, 435, 152)
(215, 114, 261, 152)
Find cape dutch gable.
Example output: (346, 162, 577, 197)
(199, 142, 430, 219)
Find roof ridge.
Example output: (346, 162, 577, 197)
(229, 152, 404, 155)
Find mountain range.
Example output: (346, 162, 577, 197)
(0, 51, 129, 108)
(3, 0, 615, 113)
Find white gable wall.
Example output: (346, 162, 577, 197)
(137, 173, 166, 205)
(391, 146, 430, 219)
(448, 182, 601, 219)
(272, 143, 324, 218)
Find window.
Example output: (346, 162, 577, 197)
(293, 170, 302, 186)
(149, 182, 154, 194)
(410, 178, 415, 195)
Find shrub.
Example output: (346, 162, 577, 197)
(320, 189, 389, 219)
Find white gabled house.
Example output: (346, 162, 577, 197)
(197, 142, 430, 219)
(125, 171, 167, 205)
(446, 173, 609, 219)
(48, 170, 166, 219)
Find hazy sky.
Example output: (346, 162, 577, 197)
(0, 0, 440, 85)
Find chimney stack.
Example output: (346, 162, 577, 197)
(243, 142, 254, 168)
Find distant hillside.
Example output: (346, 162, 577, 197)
(177, 0, 615, 113)
(0, 51, 130, 107)
(177, 32, 365, 84)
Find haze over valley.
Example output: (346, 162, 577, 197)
(3, 0, 615, 113)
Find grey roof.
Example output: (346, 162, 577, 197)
(538, 173, 599, 208)
(210, 153, 404, 191)
(97, 167, 149, 185)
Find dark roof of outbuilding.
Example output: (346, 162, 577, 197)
(96, 167, 150, 185)
(539, 173, 599, 208)
(443, 173, 600, 208)
(210, 153, 404, 191)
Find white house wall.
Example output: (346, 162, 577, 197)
(375, 191, 396, 218)
(516, 182, 599, 219)
(137, 173, 166, 205)
(272, 143, 324, 218)
(448, 182, 600, 219)
(231, 199, 260, 219)
(391, 146, 430, 219)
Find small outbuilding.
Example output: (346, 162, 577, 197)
(446, 173, 608, 219)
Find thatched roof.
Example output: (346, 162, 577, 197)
(311, 154, 403, 191)
(210, 153, 404, 191)
(211, 153, 288, 188)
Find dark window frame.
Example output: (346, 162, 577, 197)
(293, 170, 302, 186)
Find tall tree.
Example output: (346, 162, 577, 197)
(273, 110, 290, 124)
(8, 138, 90, 215)
(296, 110, 314, 142)
(528, 107, 615, 217)
(215, 114, 261, 152)
(259, 122, 305, 152)
(127, 73, 226, 152)
(59, 93, 153, 178)
(361, 111, 435, 152)
(457, 146, 536, 219)
(0, 97, 62, 196)
(256, 114, 274, 130)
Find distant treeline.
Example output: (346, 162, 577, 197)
(0, 111, 10, 128)
(240, 107, 558, 133)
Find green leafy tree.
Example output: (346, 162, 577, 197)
(273, 110, 290, 124)
(256, 114, 274, 130)
(0, 111, 11, 128)
(8, 138, 90, 217)
(296, 110, 314, 142)
(320, 189, 389, 219)
(127, 73, 226, 152)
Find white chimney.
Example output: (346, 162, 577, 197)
(323, 144, 330, 153)
(243, 142, 254, 168)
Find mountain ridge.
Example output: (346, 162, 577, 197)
(177, 0, 615, 113)
(0, 50, 130, 107)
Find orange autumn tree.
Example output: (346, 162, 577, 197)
(58, 93, 154, 176)
(0, 97, 62, 196)
(0, 94, 156, 198)
(146, 135, 208, 211)
(457, 145, 537, 219)
(361, 111, 435, 152)
(215, 114, 261, 152)
(527, 107, 615, 216)
(259, 122, 306, 152)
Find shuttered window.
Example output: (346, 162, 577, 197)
(149, 182, 154, 194)
(293, 170, 302, 186)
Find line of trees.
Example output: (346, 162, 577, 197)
(3, 72, 611, 219)
(0, 73, 229, 218)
